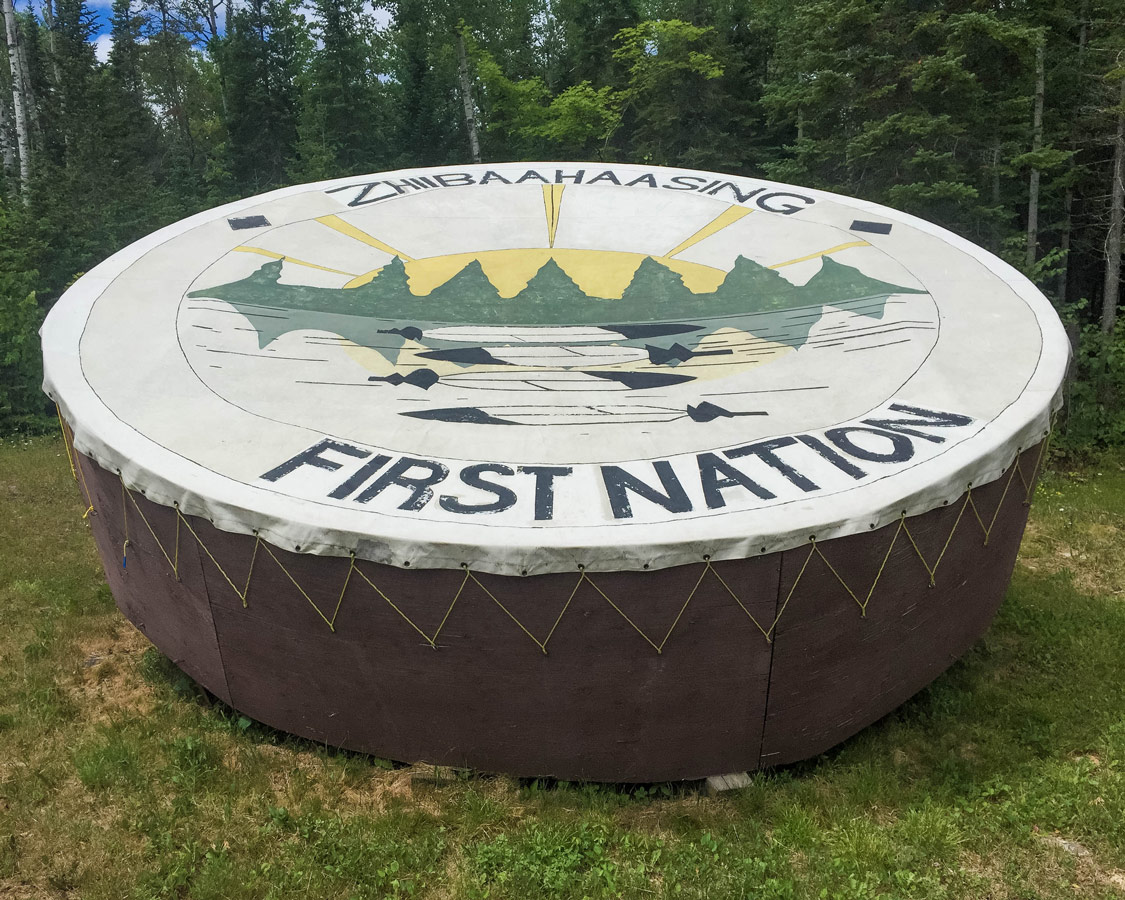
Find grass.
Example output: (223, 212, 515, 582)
(1, 433, 1125, 898)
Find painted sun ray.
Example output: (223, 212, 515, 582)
(316, 214, 415, 262)
(542, 184, 565, 247)
(232, 246, 356, 277)
(662, 206, 753, 259)
(769, 240, 871, 269)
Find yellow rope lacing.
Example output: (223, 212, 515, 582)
(55, 409, 1052, 655)
(56, 405, 94, 518)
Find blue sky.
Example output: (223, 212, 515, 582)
(11, 0, 391, 64)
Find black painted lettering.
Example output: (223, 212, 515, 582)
(518, 465, 573, 521)
(439, 464, 517, 514)
(325, 181, 403, 207)
(795, 435, 867, 480)
(555, 169, 585, 183)
(479, 170, 513, 185)
(586, 170, 621, 185)
(329, 454, 391, 499)
(725, 437, 819, 492)
(705, 182, 765, 204)
(434, 172, 475, 187)
(261, 439, 369, 482)
(601, 461, 692, 519)
(516, 169, 550, 183)
(625, 173, 659, 188)
(825, 427, 914, 463)
(354, 457, 450, 509)
(756, 191, 815, 215)
(383, 178, 422, 193)
(664, 175, 708, 191)
(698, 452, 776, 509)
(861, 404, 974, 443)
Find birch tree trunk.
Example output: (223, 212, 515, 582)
(1100, 73, 1125, 336)
(456, 27, 481, 164)
(1025, 40, 1045, 271)
(42, 0, 60, 89)
(14, 13, 34, 135)
(1, 0, 30, 196)
(0, 89, 14, 187)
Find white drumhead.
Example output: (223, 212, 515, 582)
(41, 163, 1068, 574)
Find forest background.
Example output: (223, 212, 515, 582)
(1, 0, 1124, 452)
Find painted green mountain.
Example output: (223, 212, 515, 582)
(191, 254, 922, 325)
(186, 254, 927, 363)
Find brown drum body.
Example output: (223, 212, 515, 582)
(73, 444, 1041, 782)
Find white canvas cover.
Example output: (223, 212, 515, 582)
(41, 163, 1069, 575)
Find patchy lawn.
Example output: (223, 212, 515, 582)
(2, 434, 1125, 899)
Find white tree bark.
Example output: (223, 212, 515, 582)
(456, 27, 481, 164)
(0, 89, 14, 186)
(16, 16, 35, 135)
(1, 0, 29, 195)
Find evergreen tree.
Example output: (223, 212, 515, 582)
(221, 0, 304, 191)
(761, 1, 1040, 243)
(295, 0, 385, 176)
(554, 0, 639, 86)
(385, 0, 463, 168)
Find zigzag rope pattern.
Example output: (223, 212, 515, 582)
(57, 408, 1049, 655)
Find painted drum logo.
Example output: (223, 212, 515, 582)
(183, 173, 935, 439)
(175, 167, 979, 523)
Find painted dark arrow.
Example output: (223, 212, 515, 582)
(687, 401, 768, 423)
(368, 369, 441, 389)
(645, 343, 734, 366)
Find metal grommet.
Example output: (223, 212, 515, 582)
(403, 560, 411, 567)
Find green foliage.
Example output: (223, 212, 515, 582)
(220, 0, 307, 192)
(0, 0, 1124, 450)
(5, 432, 1125, 900)
(0, 276, 46, 433)
(1055, 325, 1125, 452)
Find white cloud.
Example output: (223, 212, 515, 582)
(92, 33, 113, 62)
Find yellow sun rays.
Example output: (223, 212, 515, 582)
(234, 195, 874, 296)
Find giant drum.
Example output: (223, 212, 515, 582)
(41, 163, 1068, 781)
